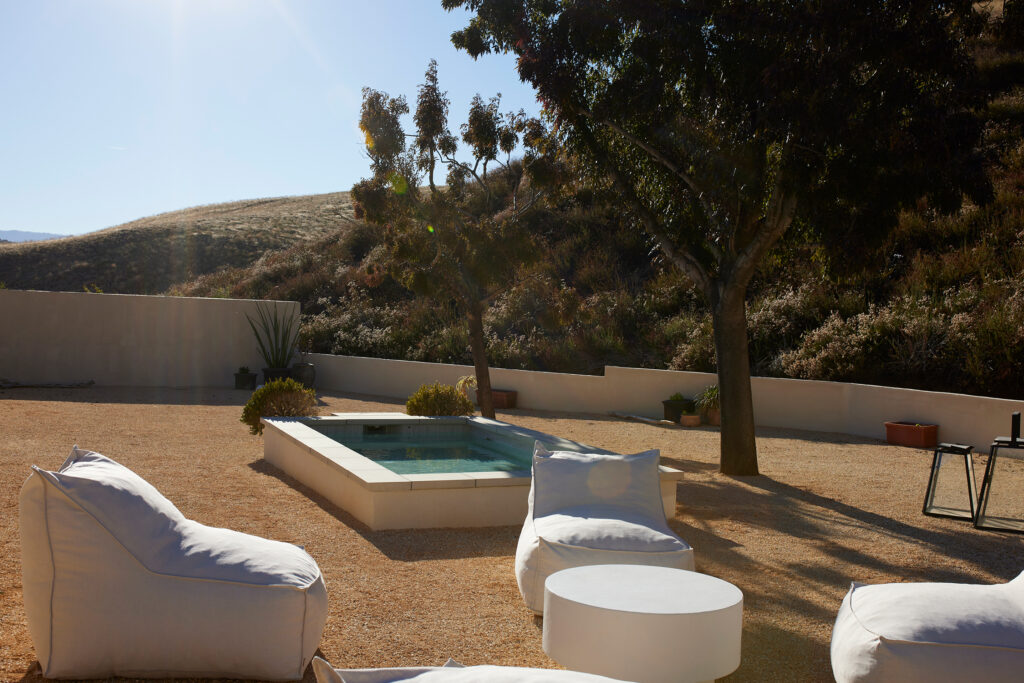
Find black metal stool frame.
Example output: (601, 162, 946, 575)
(922, 443, 978, 521)
(974, 438, 1024, 534)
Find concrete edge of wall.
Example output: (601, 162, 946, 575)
(310, 353, 1024, 451)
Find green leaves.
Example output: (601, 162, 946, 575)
(245, 302, 300, 369)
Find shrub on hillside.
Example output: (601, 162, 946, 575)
(406, 382, 475, 416)
(240, 378, 318, 436)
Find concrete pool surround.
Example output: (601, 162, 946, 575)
(262, 413, 683, 530)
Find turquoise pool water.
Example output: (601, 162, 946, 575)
(312, 426, 532, 475)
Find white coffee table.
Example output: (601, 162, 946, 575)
(542, 565, 743, 683)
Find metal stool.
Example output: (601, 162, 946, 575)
(975, 436, 1024, 534)
(922, 443, 977, 520)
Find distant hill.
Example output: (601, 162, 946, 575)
(0, 193, 355, 293)
(0, 230, 63, 243)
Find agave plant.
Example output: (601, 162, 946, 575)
(246, 302, 300, 369)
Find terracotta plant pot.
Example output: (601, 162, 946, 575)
(678, 414, 702, 428)
(884, 421, 938, 449)
(703, 408, 721, 426)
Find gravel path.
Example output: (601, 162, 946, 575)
(1, 386, 1021, 682)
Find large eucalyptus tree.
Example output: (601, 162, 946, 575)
(444, 0, 992, 473)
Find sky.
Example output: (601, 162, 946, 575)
(0, 1, 541, 236)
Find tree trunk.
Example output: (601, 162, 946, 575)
(466, 298, 495, 419)
(710, 285, 759, 475)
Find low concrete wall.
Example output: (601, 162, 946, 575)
(2, 289, 1019, 448)
(312, 353, 1024, 449)
(0, 290, 296, 388)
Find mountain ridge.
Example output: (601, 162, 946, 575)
(0, 230, 63, 243)
(0, 192, 355, 293)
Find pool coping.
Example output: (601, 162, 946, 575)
(262, 412, 683, 530)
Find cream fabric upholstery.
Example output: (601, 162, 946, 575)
(514, 444, 694, 613)
(831, 572, 1024, 682)
(312, 656, 632, 682)
(19, 446, 328, 680)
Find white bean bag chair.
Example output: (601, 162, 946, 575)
(831, 572, 1024, 682)
(19, 446, 329, 680)
(515, 444, 694, 613)
(312, 656, 633, 682)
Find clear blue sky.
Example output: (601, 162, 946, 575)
(0, 1, 540, 236)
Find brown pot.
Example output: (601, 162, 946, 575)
(678, 414, 702, 428)
(703, 407, 721, 426)
(478, 389, 518, 409)
(884, 421, 938, 449)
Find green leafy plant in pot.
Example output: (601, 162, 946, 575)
(246, 302, 300, 384)
(663, 392, 697, 424)
(696, 384, 721, 426)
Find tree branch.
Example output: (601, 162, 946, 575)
(731, 170, 797, 288)
(575, 119, 712, 294)
(581, 110, 723, 234)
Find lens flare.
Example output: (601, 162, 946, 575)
(427, 225, 435, 233)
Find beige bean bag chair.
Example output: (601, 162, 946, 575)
(312, 656, 633, 682)
(515, 444, 694, 613)
(19, 446, 328, 680)
(831, 572, 1024, 682)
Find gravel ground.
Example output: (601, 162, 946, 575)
(1, 386, 1021, 682)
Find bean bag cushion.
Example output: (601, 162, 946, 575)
(312, 656, 632, 682)
(19, 446, 328, 679)
(831, 572, 1024, 682)
(515, 444, 694, 613)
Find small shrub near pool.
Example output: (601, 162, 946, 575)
(406, 382, 475, 416)
(241, 378, 318, 435)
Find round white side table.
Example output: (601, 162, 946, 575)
(542, 564, 743, 683)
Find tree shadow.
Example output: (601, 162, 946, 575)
(722, 620, 833, 682)
(247, 459, 519, 561)
(672, 472, 1021, 581)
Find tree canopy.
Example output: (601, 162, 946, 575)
(444, 0, 993, 474)
(352, 60, 553, 418)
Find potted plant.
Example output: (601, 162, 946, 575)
(246, 302, 300, 384)
(663, 392, 698, 425)
(290, 339, 316, 389)
(696, 384, 721, 426)
(884, 421, 939, 448)
(234, 366, 257, 391)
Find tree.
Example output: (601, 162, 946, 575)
(351, 61, 552, 418)
(444, 0, 992, 474)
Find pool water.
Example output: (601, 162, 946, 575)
(348, 438, 528, 474)
(313, 427, 533, 475)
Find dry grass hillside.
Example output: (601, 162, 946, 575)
(0, 192, 355, 294)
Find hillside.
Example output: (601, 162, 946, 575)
(0, 193, 355, 293)
(172, 17, 1024, 399)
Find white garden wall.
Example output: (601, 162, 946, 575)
(0, 290, 296, 388)
(312, 353, 1024, 449)
(1, 290, 1020, 449)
